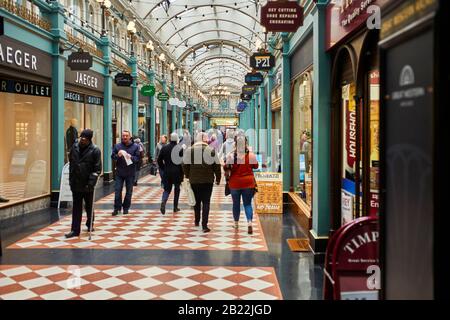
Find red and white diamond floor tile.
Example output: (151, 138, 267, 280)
(96, 185, 233, 204)
(0, 265, 282, 300)
(8, 209, 268, 251)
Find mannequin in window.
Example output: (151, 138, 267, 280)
(300, 130, 312, 173)
(66, 118, 79, 152)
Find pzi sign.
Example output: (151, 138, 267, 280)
(250, 52, 275, 71)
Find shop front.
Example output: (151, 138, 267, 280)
(0, 35, 52, 209)
(326, 0, 386, 231)
(112, 82, 133, 145)
(271, 80, 282, 173)
(138, 90, 149, 164)
(289, 31, 314, 230)
(64, 67, 104, 164)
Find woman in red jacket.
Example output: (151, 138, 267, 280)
(224, 134, 258, 234)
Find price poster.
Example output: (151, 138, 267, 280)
(254, 172, 283, 214)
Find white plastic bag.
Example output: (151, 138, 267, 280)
(182, 180, 196, 206)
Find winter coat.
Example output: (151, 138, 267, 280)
(111, 141, 141, 177)
(182, 142, 221, 185)
(69, 142, 102, 193)
(157, 141, 184, 185)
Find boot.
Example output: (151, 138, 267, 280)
(160, 201, 166, 215)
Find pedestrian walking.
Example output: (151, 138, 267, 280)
(133, 136, 145, 186)
(224, 134, 258, 234)
(183, 132, 221, 233)
(111, 130, 141, 216)
(158, 133, 184, 215)
(154, 135, 168, 187)
(220, 129, 235, 163)
(65, 129, 102, 238)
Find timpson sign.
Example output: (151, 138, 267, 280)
(0, 36, 52, 77)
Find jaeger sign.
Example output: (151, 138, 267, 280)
(0, 36, 52, 77)
(67, 51, 93, 71)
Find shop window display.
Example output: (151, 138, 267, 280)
(85, 103, 103, 159)
(64, 100, 84, 162)
(0, 92, 51, 207)
(293, 71, 313, 207)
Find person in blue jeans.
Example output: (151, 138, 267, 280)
(111, 130, 141, 216)
(224, 135, 258, 234)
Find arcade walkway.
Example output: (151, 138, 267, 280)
(0, 174, 322, 300)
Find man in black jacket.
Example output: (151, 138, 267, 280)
(158, 133, 184, 215)
(65, 129, 102, 239)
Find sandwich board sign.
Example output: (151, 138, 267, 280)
(58, 163, 72, 208)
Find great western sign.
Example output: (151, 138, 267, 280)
(260, 0, 304, 33)
(0, 36, 52, 77)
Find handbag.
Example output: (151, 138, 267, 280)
(225, 182, 231, 196)
(181, 180, 196, 206)
(149, 163, 158, 176)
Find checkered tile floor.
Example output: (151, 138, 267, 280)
(9, 209, 268, 251)
(0, 265, 282, 300)
(96, 183, 233, 204)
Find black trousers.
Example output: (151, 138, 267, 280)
(191, 183, 213, 229)
(71, 191, 94, 234)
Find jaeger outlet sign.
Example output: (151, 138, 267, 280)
(0, 36, 52, 77)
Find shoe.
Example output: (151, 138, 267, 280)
(123, 210, 129, 215)
(233, 221, 239, 229)
(173, 207, 181, 213)
(112, 210, 120, 216)
(0, 196, 9, 203)
(65, 231, 80, 239)
(87, 227, 95, 232)
(134, 182, 138, 186)
(203, 227, 211, 233)
(160, 202, 166, 215)
(195, 221, 200, 227)
(248, 225, 253, 235)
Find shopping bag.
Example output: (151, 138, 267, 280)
(182, 180, 196, 206)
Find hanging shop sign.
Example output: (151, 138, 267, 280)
(242, 85, 257, 95)
(325, 0, 389, 50)
(157, 92, 169, 101)
(254, 172, 283, 214)
(178, 100, 187, 108)
(0, 36, 52, 77)
(140, 84, 155, 96)
(0, 78, 51, 97)
(260, 0, 304, 33)
(245, 72, 264, 86)
(67, 50, 93, 71)
(240, 93, 252, 100)
(114, 72, 133, 87)
(237, 101, 248, 112)
(250, 52, 275, 71)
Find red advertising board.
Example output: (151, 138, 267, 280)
(260, 1, 304, 33)
(326, 0, 389, 50)
(323, 217, 379, 300)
